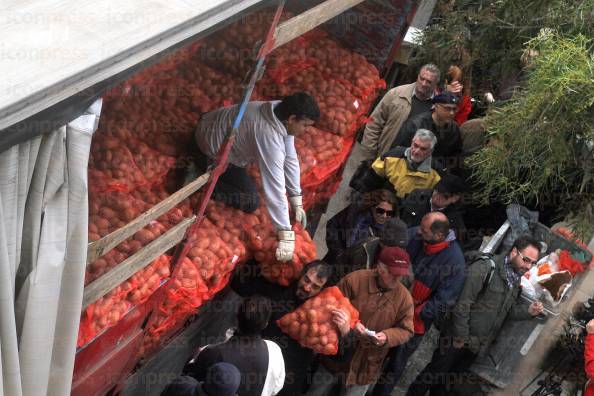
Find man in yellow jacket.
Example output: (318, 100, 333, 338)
(371, 129, 441, 198)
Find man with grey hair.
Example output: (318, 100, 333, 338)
(361, 64, 440, 159)
(368, 129, 441, 199)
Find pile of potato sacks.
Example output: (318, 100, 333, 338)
(81, 7, 384, 355)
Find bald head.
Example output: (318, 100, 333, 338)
(419, 211, 450, 243)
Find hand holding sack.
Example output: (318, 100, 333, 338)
(247, 223, 316, 286)
(277, 286, 359, 355)
(276, 230, 296, 262)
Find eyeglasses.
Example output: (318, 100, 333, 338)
(375, 207, 395, 217)
(437, 104, 458, 113)
(516, 250, 538, 266)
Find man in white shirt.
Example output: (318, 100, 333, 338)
(185, 296, 286, 396)
(194, 92, 320, 261)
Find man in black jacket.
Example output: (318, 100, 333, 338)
(400, 174, 468, 246)
(185, 296, 285, 396)
(231, 260, 333, 395)
(390, 92, 463, 172)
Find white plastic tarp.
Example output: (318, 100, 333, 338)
(0, 99, 101, 396)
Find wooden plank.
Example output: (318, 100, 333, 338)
(83, 216, 195, 309)
(87, 172, 210, 264)
(272, 0, 366, 49)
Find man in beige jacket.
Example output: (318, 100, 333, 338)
(361, 64, 440, 159)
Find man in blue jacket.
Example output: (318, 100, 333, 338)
(371, 211, 466, 396)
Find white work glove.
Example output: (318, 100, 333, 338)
(276, 230, 295, 262)
(289, 195, 307, 228)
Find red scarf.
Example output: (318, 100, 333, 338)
(423, 241, 450, 255)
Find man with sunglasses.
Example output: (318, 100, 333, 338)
(390, 92, 463, 172)
(324, 189, 399, 274)
(406, 235, 544, 396)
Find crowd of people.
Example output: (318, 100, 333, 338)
(160, 63, 590, 396)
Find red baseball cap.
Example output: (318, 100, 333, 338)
(378, 247, 411, 276)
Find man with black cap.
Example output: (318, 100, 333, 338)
(390, 92, 463, 171)
(401, 174, 468, 244)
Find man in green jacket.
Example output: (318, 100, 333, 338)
(406, 235, 544, 396)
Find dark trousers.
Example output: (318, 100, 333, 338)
(371, 334, 423, 396)
(406, 341, 477, 396)
(194, 149, 259, 213)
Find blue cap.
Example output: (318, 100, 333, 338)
(432, 91, 460, 105)
(203, 363, 241, 396)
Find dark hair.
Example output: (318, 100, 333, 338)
(301, 260, 333, 281)
(363, 188, 398, 212)
(274, 92, 320, 122)
(430, 219, 450, 236)
(512, 235, 541, 253)
(237, 295, 271, 335)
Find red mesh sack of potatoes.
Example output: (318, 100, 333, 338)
(78, 254, 172, 348)
(276, 286, 359, 355)
(186, 218, 243, 296)
(202, 199, 250, 259)
(88, 124, 176, 193)
(265, 37, 316, 84)
(77, 286, 131, 347)
(97, 125, 176, 186)
(88, 133, 148, 193)
(296, 126, 354, 189)
(245, 219, 317, 286)
(121, 40, 203, 88)
(142, 257, 210, 357)
(180, 61, 244, 108)
(86, 191, 173, 284)
(256, 68, 364, 137)
(198, 36, 254, 79)
(124, 255, 171, 305)
(306, 36, 385, 108)
(101, 77, 211, 158)
(220, 9, 294, 50)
